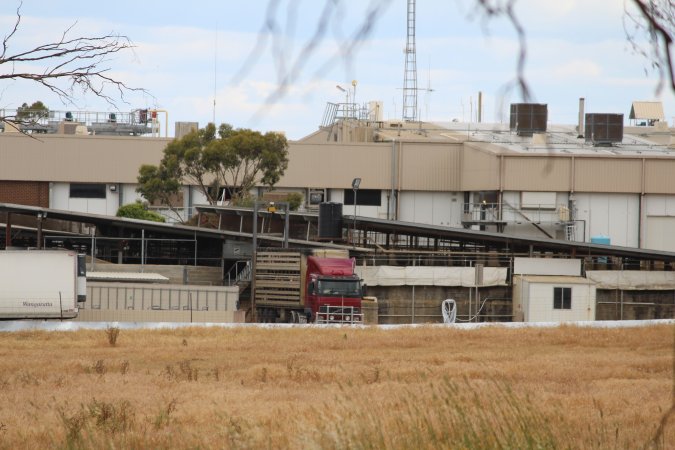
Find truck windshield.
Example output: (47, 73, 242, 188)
(316, 279, 361, 297)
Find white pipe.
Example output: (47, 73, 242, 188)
(149, 109, 169, 138)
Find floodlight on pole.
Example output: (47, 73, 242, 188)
(336, 84, 348, 110)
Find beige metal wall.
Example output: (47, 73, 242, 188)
(279, 141, 462, 191)
(644, 159, 675, 193)
(399, 142, 462, 191)
(574, 159, 642, 193)
(503, 157, 571, 192)
(0, 134, 169, 183)
(280, 142, 392, 188)
(4, 131, 675, 196)
(499, 155, 675, 195)
(460, 145, 500, 191)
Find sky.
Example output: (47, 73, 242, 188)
(1, 0, 673, 139)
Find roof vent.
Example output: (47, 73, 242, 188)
(509, 103, 548, 136)
(584, 113, 623, 146)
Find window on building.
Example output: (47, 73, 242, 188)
(553, 287, 572, 309)
(344, 189, 381, 206)
(70, 183, 106, 199)
(213, 187, 240, 204)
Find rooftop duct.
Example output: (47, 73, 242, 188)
(584, 113, 624, 146)
(577, 97, 585, 138)
(509, 103, 548, 136)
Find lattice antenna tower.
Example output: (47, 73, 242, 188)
(402, 0, 418, 122)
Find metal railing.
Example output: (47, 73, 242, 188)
(462, 202, 568, 224)
(146, 206, 195, 224)
(321, 102, 369, 126)
(225, 260, 251, 286)
(0, 108, 153, 135)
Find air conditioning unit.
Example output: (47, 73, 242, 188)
(510, 103, 548, 136)
(585, 113, 623, 146)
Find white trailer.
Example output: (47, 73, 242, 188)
(0, 250, 86, 319)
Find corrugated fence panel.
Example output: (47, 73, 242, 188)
(84, 282, 239, 313)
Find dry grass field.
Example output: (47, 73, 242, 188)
(0, 324, 672, 449)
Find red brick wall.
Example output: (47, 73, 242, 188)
(0, 181, 49, 207)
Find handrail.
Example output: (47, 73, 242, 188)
(225, 260, 251, 286)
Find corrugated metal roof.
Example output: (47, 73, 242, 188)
(87, 272, 169, 282)
(630, 101, 665, 120)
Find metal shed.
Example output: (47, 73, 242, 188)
(513, 275, 596, 322)
(629, 101, 665, 125)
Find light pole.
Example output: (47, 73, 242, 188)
(351, 178, 361, 246)
(336, 85, 348, 115)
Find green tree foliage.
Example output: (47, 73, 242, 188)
(136, 164, 182, 213)
(15, 101, 49, 122)
(285, 192, 304, 211)
(116, 202, 165, 223)
(137, 123, 289, 207)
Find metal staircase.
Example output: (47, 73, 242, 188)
(565, 223, 576, 241)
(225, 260, 252, 294)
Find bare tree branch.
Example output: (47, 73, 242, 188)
(0, 1, 148, 129)
(1, 0, 22, 60)
(242, 0, 674, 126)
(625, 0, 675, 94)
(472, 0, 531, 102)
(234, 0, 393, 121)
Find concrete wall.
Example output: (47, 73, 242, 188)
(595, 289, 675, 320)
(368, 285, 511, 324)
(77, 309, 239, 323)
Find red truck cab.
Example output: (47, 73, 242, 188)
(304, 256, 363, 323)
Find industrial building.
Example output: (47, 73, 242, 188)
(0, 99, 674, 324)
(1, 101, 673, 251)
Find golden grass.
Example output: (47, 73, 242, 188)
(0, 324, 672, 449)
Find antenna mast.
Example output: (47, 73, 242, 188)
(402, 0, 418, 122)
(213, 23, 218, 126)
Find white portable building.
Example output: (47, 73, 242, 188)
(513, 275, 596, 322)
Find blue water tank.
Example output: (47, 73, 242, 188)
(590, 236, 611, 245)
